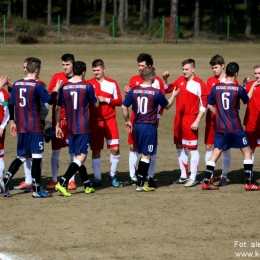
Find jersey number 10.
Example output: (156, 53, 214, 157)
(137, 96, 148, 114)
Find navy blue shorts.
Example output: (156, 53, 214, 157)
(17, 133, 44, 156)
(134, 124, 157, 155)
(68, 134, 90, 155)
(214, 131, 250, 150)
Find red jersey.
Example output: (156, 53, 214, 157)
(0, 88, 10, 129)
(87, 77, 122, 120)
(243, 80, 260, 129)
(166, 75, 207, 116)
(48, 72, 71, 122)
(129, 74, 165, 118)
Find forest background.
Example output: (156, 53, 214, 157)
(0, 0, 260, 44)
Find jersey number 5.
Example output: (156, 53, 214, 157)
(19, 88, 27, 107)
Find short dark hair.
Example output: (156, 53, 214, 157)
(92, 59, 105, 68)
(209, 54, 225, 66)
(27, 57, 41, 73)
(61, 53, 75, 64)
(182, 59, 195, 68)
(73, 61, 86, 76)
(141, 66, 155, 81)
(226, 62, 239, 77)
(24, 57, 41, 65)
(137, 53, 153, 66)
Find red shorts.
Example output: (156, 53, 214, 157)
(90, 117, 119, 150)
(128, 131, 135, 145)
(174, 115, 198, 149)
(204, 121, 215, 144)
(245, 127, 260, 150)
(51, 119, 68, 150)
(204, 110, 215, 145)
(0, 129, 6, 158)
(128, 111, 135, 145)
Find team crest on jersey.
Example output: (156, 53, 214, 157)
(136, 81, 139, 85)
(148, 145, 154, 152)
(181, 82, 184, 85)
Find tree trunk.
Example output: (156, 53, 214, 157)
(23, 0, 27, 19)
(93, 0, 97, 16)
(194, 0, 200, 36)
(66, 0, 72, 29)
(113, 0, 117, 18)
(47, 0, 52, 26)
(100, 0, 107, 27)
(7, 0, 12, 18)
(168, 0, 178, 43)
(140, 0, 143, 22)
(149, 0, 154, 24)
(125, 0, 129, 27)
(214, 0, 223, 34)
(143, 0, 148, 28)
(245, 0, 252, 36)
(118, 0, 125, 34)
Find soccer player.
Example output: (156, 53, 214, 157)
(123, 53, 165, 188)
(12, 57, 49, 192)
(46, 53, 77, 191)
(162, 59, 207, 187)
(122, 66, 179, 191)
(202, 62, 260, 191)
(243, 64, 260, 162)
(55, 61, 98, 197)
(0, 76, 10, 193)
(204, 54, 239, 186)
(0, 57, 62, 198)
(87, 59, 122, 187)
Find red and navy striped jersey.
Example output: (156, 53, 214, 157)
(123, 84, 168, 125)
(208, 82, 248, 133)
(10, 78, 53, 133)
(57, 80, 97, 134)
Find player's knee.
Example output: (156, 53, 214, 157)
(110, 147, 119, 155)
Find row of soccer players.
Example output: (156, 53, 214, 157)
(0, 52, 260, 197)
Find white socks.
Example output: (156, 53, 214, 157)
(51, 149, 60, 182)
(177, 148, 189, 179)
(221, 150, 231, 179)
(148, 154, 156, 178)
(110, 154, 120, 177)
(129, 151, 138, 178)
(205, 150, 213, 165)
(92, 158, 101, 180)
(190, 149, 200, 181)
(23, 158, 32, 184)
(0, 157, 5, 181)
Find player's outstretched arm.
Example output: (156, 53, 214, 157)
(208, 104, 216, 115)
(165, 87, 180, 110)
(242, 76, 250, 87)
(55, 105, 62, 138)
(122, 104, 133, 133)
(0, 75, 7, 90)
(162, 71, 170, 84)
(9, 120, 17, 137)
(247, 78, 260, 100)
